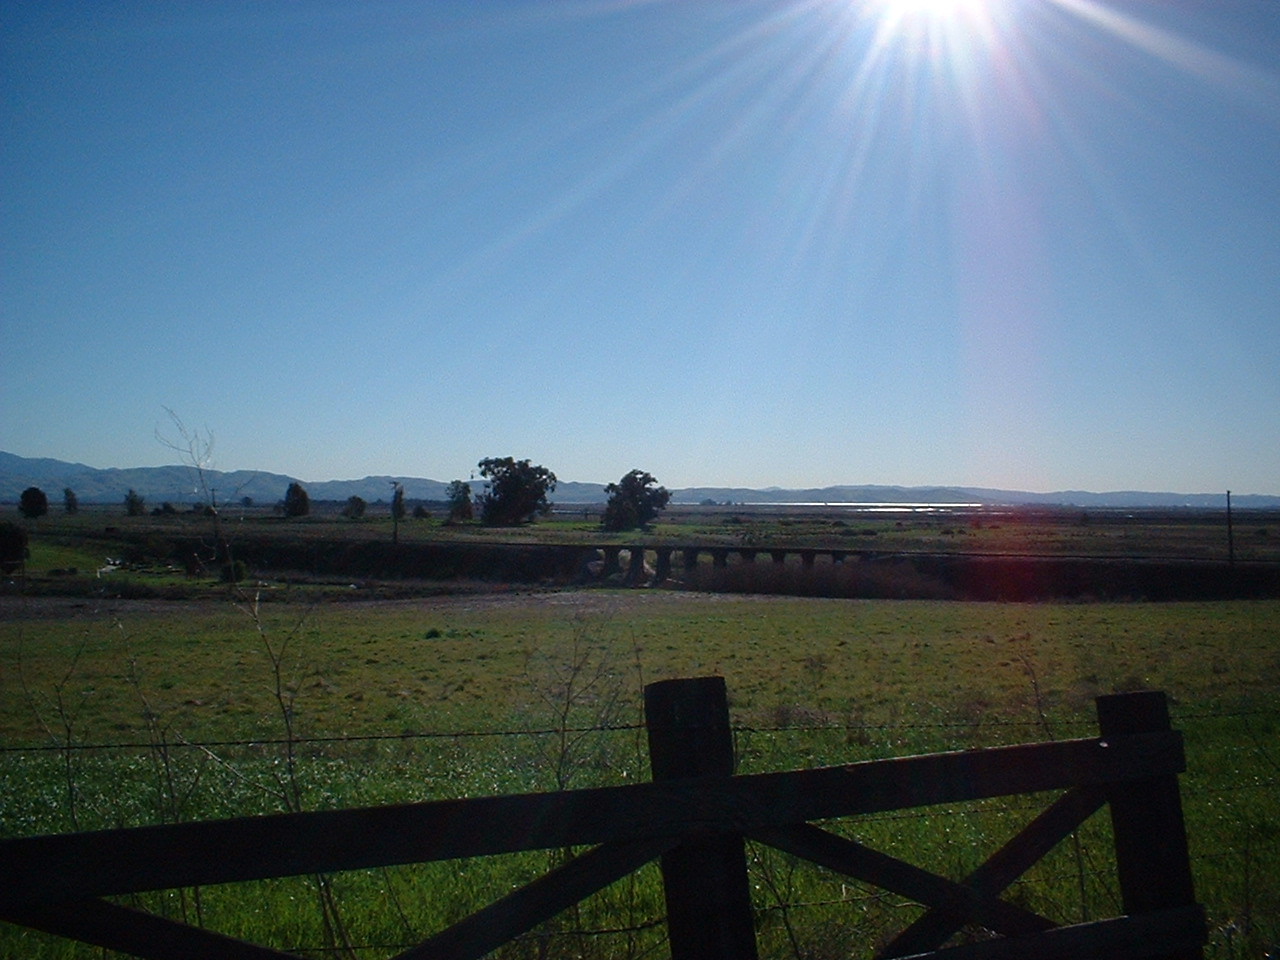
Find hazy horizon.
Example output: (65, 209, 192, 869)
(4, 2, 1278, 493)
(3, 449, 1276, 500)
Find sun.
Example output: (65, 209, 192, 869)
(866, 0, 998, 37)
(854, 0, 1007, 77)
(882, 0, 981, 13)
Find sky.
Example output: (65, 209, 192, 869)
(3, 0, 1278, 494)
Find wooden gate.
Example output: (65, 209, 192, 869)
(0, 680, 1204, 959)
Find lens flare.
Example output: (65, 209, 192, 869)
(868, 0, 997, 34)
(878, 0, 986, 17)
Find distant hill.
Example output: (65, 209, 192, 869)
(2, 452, 1277, 509)
(0, 452, 454, 506)
(0, 451, 300, 506)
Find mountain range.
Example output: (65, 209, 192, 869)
(2, 452, 1276, 509)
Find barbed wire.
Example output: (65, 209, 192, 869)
(733, 718, 1098, 733)
(1, 705, 1274, 755)
(0, 723, 646, 755)
(1172, 707, 1280, 720)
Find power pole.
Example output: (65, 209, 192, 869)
(391, 482, 403, 545)
(1226, 490, 1235, 566)
(389, 483, 399, 545)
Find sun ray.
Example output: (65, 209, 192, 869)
(1050, 0, 1280, 105)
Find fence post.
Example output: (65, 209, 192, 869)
(1095, 691, 1203, 960)
(654, 547, 673, 583)
(645, 677, 758, 960)
(625, 547, 647, 585)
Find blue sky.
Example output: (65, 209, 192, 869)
(3, 0, 1278, 494)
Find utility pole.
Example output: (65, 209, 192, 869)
(391, 481, 404, 545)
(1226, 490, 1235, 566)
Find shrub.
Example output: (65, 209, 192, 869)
(19, 487, 48, 519)
(220, 560, 248, 583)
(124, 489, 146, 517)
(0, 521, 29, 573)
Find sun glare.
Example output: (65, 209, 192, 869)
(883, 0, 980, 14)
(861, 0, 1004, 64)
(851, 0, 1007, 103)
(871, 0, 990, 25)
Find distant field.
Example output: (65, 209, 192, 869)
(4, 503, 1279, 607)
(7, 500, 1279, 560)
(1, 591, 1276, 957)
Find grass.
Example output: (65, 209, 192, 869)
(1, 592, 1276, 957)
(8, 503, 1277, 611)
(5, 594, 1275, 742)
(9, 501, 1280, 561)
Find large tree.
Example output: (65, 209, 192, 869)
(63, 487, 79, 515)
(601, 469, 671, 532)
(476, 458, 556, 526)
(283, 482, 310, 518)
(19, 487, 49, 519)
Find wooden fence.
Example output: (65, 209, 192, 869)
(0, 679, 1205, 960)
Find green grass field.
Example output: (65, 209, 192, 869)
(1, 591, 1276, 958)
(9, 500, 1280, 563)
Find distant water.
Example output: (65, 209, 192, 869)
(737, 501, 986, 514)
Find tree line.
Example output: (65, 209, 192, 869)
(10, 461, 672, 533)
(273, 460, 671, 532)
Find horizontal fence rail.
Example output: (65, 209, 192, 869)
(0, 680, 1206, 960)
